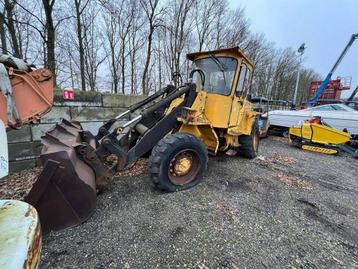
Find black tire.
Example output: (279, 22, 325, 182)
(149, 133, 208, 192)
(259, 118, 270, 138)
(238, 121, 260, 159)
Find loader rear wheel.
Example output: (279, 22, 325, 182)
(238, 121, 260, 159)
(149, 133, 208, 192)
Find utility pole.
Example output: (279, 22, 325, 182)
(292, 43, 306, 109)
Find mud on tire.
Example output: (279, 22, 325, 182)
(149, 133, 208, 192)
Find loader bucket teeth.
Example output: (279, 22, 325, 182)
(24, 119, 97, 234)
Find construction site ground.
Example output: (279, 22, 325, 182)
(22, 136, 358, 268)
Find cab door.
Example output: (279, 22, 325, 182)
(228, 63, 251, 134)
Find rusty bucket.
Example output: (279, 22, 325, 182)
(0, 67, 54, 130)
(24, 119, 97, 235)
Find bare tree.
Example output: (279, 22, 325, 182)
(1, 0, 321, 104)
(193, 0, 223, 51)
(74, 0, 89, 91)
(219, 7, 250, 49)
(82, 1, 106, 91)
(102, 0, 136, 94)
(163, 0, 194, 84)
(4, 0, 21, 57)
(211, 1, 227, 49)
(140, 0, 163, 94)
(0, 4, 7, 54)
(42, 0, 56, 83)
(15, 0, 73, 84)
(103, 11, 121, 93)
(128, 5, 145, 94)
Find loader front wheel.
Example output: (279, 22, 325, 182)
(150, 133, 208, 192)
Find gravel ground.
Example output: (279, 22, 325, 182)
(39, 136, 358, 269)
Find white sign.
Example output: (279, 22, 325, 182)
(0, 120, 8, 178)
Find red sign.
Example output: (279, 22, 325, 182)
(63, 89, 75, 100)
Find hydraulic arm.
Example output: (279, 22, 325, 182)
(26, 82, 197, 234)
(94, 83, 197, 168)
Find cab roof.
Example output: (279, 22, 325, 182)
(186, 47, 253, 67)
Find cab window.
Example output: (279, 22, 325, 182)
(236, 64, 250, 96)
(192, 57, 237, 96)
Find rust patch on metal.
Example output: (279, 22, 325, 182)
(0, 67, 54, 130)
(23, 218, 41, 269)
(0, 200, 42, 269)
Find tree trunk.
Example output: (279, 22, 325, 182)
(130, 52, 135, 94)
(111, 50, 118, 93)
(75, 0, 86, 91)
(121, 44, 125, 94)
(0, 11, 7, 54)
(158, 40, 162, 89)
(4, 0, 21, 57)
(142, 26, 153, 95)
(42, 0, 56, 85)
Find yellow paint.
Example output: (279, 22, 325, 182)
(174, 157, 192, 175)
(187, 47, 254, 71)
(204, 93, 233, 128)
(179, 124, 219, 154)
(166, 97, 184, 115)
(289, 126, 302, 138)
(227, 99, 256, 135)
(221, 134, 240, 151)
(289, 123, 351, 145)
(228, 108, 256, 136)
(289, 122, 352, 156)
(302, 145, 338, 155)
(310, 124, 350, 145)
(167, 47, 258, 154)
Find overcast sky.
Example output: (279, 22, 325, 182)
(229, 0, 358, 97)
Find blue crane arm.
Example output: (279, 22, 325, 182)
(308, 74, 332, 106)
(308, 33, 358, 106)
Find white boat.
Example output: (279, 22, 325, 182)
(268, 103, 358, 135)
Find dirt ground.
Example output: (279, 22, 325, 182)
(37, 136, 358, 269)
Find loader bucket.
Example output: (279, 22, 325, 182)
(24, 119, 97, 235)
(0, 67, 54, 129)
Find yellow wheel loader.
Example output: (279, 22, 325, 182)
(3, 48, 259, 234)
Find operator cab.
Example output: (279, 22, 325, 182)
(187, 47, 253, 98)
(186, 47, 254, 128)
